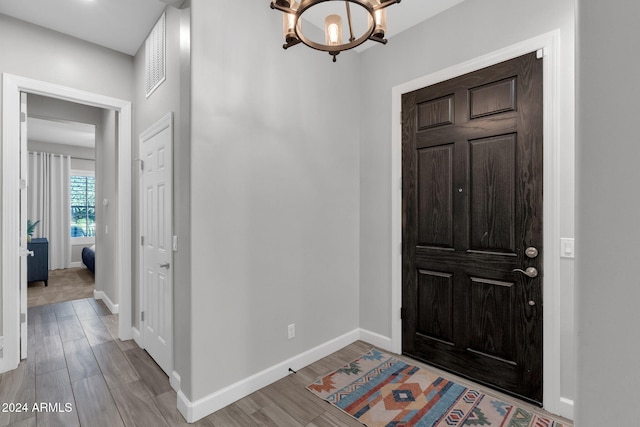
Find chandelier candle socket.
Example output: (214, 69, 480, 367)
(270, 0, 401, 62)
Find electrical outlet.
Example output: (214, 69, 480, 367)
(287, 324, 295, 340)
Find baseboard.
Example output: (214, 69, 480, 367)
(131, 327, 142, 348)
(358, 328, 393, 351)
(93, 290, 119, 314)
(69, 262, 83, 268)
(177, 328, 360, 423)
(556, 397, 574, 420)
(170, 371, 181, 393)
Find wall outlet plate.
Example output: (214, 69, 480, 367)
(287, 324, 295, 340)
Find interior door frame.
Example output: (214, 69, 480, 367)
(1, 74, 133, 372)
(390, 31, 570, 417)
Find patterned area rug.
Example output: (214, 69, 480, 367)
(307, 349, 565, 427)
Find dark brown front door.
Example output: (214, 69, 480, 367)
(401, 52, 543, 404)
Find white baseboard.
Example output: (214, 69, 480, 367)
(555, 397, 574, 420)
(69, 262, 83, 268)
(131, 326, 142, 348)
(358, 328, 393, 352)
(170, 371, 181, 393)
(93, 290, 119, 314)
(177, 329, 360, 423)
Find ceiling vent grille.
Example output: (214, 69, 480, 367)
(145, 13, 166, 98)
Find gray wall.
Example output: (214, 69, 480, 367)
(132, 4, 191, 394)
(0, 13, 133, 334)
(575, 0, 640, 424)
(95, 109, 118, 303)
(188, 0, 361, 401)
(358, 0, 576, 402)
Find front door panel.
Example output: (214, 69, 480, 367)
(402, 52, 543, 404)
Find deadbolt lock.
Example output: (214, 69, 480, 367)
(525, 247, 539, 259)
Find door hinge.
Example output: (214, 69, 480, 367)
(139, 160, 144, 171)
(20, 313, 26, 323)
(141, 236, 144, 246)
(141, 311, 145, 322)
(536, 48, 544, 59)
(20, 112, 26, 123)
(19, 179, 27, 190)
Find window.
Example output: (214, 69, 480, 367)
(70, 173, 96, 238)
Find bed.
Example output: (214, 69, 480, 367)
(82, 245, 96, 273)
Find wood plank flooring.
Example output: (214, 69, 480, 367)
(1, 298, 572, 426)
(28, 268, 95, 308)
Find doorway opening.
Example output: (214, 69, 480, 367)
(1, 74, 133, 372)
(25, 95, 99, 308)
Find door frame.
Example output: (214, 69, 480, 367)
(390, 31, 570, 417)
(1, 74, 133, 372)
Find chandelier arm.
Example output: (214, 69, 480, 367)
(373, 0, 401, 11)
(345, 2, 356, 43)
(270, 3, 296, 14)
(368, 35, 388, 45)
(283, 39, 302, 50)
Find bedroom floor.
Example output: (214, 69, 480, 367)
(28, 267, 94, 307)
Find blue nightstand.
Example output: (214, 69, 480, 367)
(27, 238, 49, 286)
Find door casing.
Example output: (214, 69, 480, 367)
(390, 31, 569, 417)
(1, 74, 133, 373)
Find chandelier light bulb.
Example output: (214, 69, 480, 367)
(325, 14, 343, 46)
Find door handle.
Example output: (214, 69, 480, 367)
(512, 267, 538, 278)
(159, 262, 170, 269)
(20, 248, 34, 257)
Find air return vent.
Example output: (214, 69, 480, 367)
(145, 13, 166, 98)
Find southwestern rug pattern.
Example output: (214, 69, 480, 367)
(307, 349, 565, 427)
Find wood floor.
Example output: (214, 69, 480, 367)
(28, 268, 95, 308)
(0, 298, 572, 427)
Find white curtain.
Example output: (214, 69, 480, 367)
(28, 152, 71, 270)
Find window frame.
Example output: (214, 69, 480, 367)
(70, 169, 96, 244)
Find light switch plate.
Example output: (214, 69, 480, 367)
(560, 238, 575, 259)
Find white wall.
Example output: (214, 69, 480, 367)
(133, 4, 191, 394)
(575, 0, 640, 424)
(357, 0, 576, 403)
(188, 0, 361, 402)
(0, 15, 132, 335)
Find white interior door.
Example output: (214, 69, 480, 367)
(19, 92, 29, 359)
(139, 113, 173, 375)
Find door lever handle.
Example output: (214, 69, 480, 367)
(159, 262, 170, 269)
(512, 267, 538, 278)
(20, 248, 34, 257)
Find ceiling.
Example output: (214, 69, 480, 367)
(0, 0, 464, 56)
(0, 0, 169, 56)
(28, 117, 96, 148)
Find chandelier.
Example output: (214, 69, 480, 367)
(270, 0, 402, 62)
